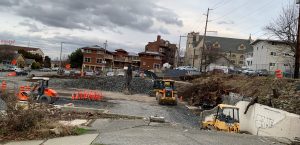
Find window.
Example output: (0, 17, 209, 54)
(84, 57, 91, 62)
(230, 60, 235, 64)
(159, 48, 163, 52)
(238, 44, 245, 50)
(240, 55, 244, 59)
(231, 54, 236, 58)
(271, 42, 277, 45)
(85, 49, 91, 53)
(257, 47, 258, 50)
(269, 63, 275, 66)
(270, 52, 276, 56)
(96, 58, 103, 64)
(284, 53, 290, 56)
(154, 56, 161, 60)
(153, 64, 160, 69)
(284, 64, 289, 66)
(239, 61, 243, 64)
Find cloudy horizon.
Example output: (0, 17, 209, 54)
(0, 0, 294, 59)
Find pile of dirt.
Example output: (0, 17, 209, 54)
(177, 74, 300, 114)
(49, 77, 153, 95)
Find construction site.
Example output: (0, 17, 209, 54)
(0, 70, 299, 145)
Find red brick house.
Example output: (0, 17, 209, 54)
(139, 35, 177, 70)
(82, 46, 140, 70)
(81, 45, 114, 70)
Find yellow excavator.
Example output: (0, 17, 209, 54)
(155, 79, 178, 105)
(201, 104, 240, 133)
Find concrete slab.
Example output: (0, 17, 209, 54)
(43, 134, 98, 145)
(2, 140, 44, 145)
(59, 119, 88, 126)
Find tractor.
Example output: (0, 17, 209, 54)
(18, 77, 59, 104)
(154, 79, 178, 105)
(201, 104, 240, 133)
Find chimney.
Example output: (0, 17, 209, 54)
(157, 35, 161, 42)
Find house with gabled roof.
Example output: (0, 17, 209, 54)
(184, 32, 253, 71)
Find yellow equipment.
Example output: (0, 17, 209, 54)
(155, 79, 178, 105)
(201, 104, 240, 133)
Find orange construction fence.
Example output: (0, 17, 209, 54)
(71, 90, 103, 101)
(1, 81, 7, 92)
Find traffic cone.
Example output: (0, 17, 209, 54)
(71, 93, 75, 100)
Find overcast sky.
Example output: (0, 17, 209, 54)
(0, 0, 295, 59)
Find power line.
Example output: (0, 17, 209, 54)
(210, 0, 252, 22)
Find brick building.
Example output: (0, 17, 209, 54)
(139, 35, 177, 70)
(81, 45, 140, 70)
(81, 45, 114, 70)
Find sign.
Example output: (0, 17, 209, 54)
(65, 64, 71, 70)
(11, 59, 17, 65)
(0, 40, 15, 45)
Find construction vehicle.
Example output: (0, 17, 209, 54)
(18, 77, 59, 104)
(155, 79, 178, 105)
(201, 104, 240, 133)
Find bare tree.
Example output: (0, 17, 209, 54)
(265, 4, 298, 53)
(264, 4, 298, 77)
(202, 43, 225, 70)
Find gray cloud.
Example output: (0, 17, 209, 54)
(19, 20, 42, 32)
(0, 31, 144, 58)
(0, 0, 182, 34)
(217, 20, 234, 25)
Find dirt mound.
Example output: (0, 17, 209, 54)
(177, 74, 300, 114)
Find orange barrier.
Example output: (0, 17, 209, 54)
(71, 90, 103, 101)
(1, 81, 7, 92)
(275, 69, 283, 79)
(7, 72, 16, 77)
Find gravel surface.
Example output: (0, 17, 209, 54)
(108, 100, 200, 128)
(91, 119, 282, 145)
(50, 77, 153, 95)
(0, 97, 6, 111)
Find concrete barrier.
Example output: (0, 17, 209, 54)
(236, 101, 300, 141)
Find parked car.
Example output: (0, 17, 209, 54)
(85, 70, 94, 76)
(106, 71, 114, 76)
(52, 67, 59, 71)
(175, 66, 197, 71)
(64, 70, 70, 76)
(117, 71, 125, 76)
(256, 69, 269, 76)
(9, 66, 17, 71)
(242, 69, 257, 76)
(40, 68, 52, 72)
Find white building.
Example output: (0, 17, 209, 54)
(250, 39, 294, 73)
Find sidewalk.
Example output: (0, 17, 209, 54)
(2, 134, 99, 145)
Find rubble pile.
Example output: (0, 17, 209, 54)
(177, 78, 232, 108)
(177, 74, 300, 114)
(50, 77, 153, 95)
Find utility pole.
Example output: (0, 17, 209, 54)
(200, 8, 212, 72)
(59, 42, 64, 69)
(104, 40, 107, 53)
(294, 1, 300, 78)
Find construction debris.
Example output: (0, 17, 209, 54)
(177, 74, 300, 115)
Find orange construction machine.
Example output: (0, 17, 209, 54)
(18, 77, 59, 104)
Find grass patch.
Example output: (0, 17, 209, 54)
(74, 127, 88, 135)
